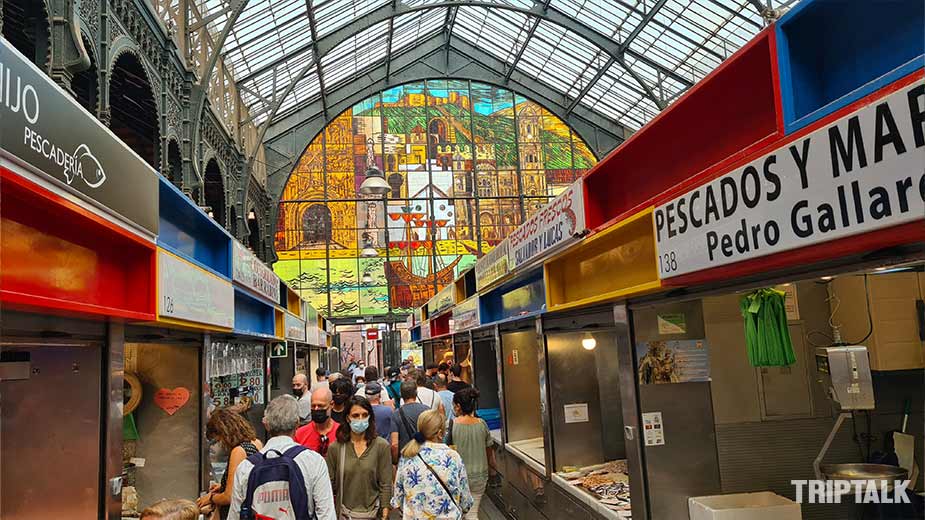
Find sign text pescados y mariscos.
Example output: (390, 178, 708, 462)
(654, 81, 924, 279)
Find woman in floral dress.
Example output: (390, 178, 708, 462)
(391, 409, 473, 519)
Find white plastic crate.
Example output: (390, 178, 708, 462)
(689, 492, 801, 520)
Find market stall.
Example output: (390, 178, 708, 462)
(544, 308, 632, 519)
(0, 39, 159, 520)
(116, 177, 239, 517)
(625, 8, 925, 516)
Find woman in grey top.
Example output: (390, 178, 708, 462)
(448, 387, 497, 520)
(326, 396, 392, 520)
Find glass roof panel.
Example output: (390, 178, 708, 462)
(197, 0, 786, 133)
(391, 9, 448, 54)
(314, 0, 389, 38)
(453, 6, 532, 64)
(320, 21, 390, 88)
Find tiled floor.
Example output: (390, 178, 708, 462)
(479, 494, 508, 519)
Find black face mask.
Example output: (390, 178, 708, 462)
(293, 388, 304, 397)
(333, 394, 348, 405)
(311, 409, 329, 423)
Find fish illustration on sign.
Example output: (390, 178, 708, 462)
(65, 144, 107, 188)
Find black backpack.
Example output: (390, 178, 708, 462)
(239, 445, 315, 520)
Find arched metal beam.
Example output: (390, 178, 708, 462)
(258, 31, 628, 228)
(233, 0, 697, 90)
(238, 56, 321, 235)
(188, 0, 249, 188)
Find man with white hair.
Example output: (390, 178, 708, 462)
(227, 395, 336, 520)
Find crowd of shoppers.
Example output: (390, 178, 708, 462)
(176, 356, 493, 520)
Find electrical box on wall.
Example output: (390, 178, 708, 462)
(815, 345, 875, 410)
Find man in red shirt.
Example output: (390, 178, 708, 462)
(294, 387, 339, 457)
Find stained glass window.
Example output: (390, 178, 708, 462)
(275, 80, 597, 317)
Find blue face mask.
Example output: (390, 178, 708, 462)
(350, 417, 370, 434)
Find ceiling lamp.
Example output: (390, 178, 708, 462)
(247, 209, 256, 220)
(582, 332, 597, 351)
(361, 271, 374, 285)
(359, 165, 390, 196)
(360, 240, 378, 258)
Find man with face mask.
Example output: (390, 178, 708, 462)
(294, 387, 340, 457)
(329, 377, 353, 426)
(292, 373, 311, 423)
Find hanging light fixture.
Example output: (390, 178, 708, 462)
(247, 209, 256, 220)
(581, 332, 597, 351)
(359, 165, 390, 196)
(360, 240, 378, 258)
(359, 137, 390, 196)
(361, 271, 374, 284)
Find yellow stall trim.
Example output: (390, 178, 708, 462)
(544, 208, 664, 313)
(274, 308, 285, 339)
(152, 315, 235, 334)
(454, 277, 467, 303)
(286, 288, 302, 316)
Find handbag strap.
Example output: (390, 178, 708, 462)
(417, 454, 459, 512)
(337, 443, 346, 516)
(398, 407, 416, 441)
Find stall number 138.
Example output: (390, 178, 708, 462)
(658, 251, 678, 275)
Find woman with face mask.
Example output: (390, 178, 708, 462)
(326, 396, 393, 520)
(329, 377, 354, 425)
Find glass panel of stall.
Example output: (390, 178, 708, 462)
(206, 341, 267, 484)
(432, 337, 453, 368)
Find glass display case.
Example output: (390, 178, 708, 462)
(207, 342, 266, 408)
(500, 327, 546, 470)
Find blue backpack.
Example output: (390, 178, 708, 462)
(240, 445, 315, 520)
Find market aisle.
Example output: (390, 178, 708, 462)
(386, 496, 507, 519)
(479, 495, 507, 519)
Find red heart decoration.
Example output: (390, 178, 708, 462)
(153, 387, 190, 416)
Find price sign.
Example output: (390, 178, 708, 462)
(158, 250, 234, 328)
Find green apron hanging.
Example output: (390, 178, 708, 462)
(740, 288, 796, 367)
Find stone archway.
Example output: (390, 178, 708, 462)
(2, 0, 50, 68)
(71, 34, 98, 113)
(166, 139, 183, 188)
(71, 33, 100, 114)
(109, 51, 159, 168)
(204, 159, 226, 227)
(248, 215, 262, 254)
(229, 206, 238, 238)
